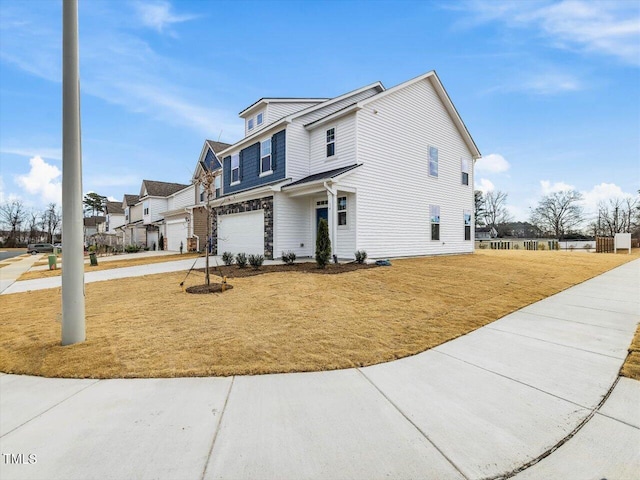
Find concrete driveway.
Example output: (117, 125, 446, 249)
(1, 260, 638, 480)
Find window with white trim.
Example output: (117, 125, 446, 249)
(429, 146, 438, 177)
(257, 112, 263, 125)
(248, 118, 254, 130)
(464, 210, 472, 241)
(261, 138, 272, 174)
(231, 154, 240, 183)
(199, 184, 205, 202)
(215, 175, 221, 198)
(430, 205, 440, 241)
(326, 128, 335, 157)
(125, 207, 129, 222)
(461, 158, 469, 186)
(337, 196, 347, 226)
(143, 201, 149, 216)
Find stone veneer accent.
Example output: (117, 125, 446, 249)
(211, 196, 273, 259)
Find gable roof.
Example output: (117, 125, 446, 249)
(283, 164, 362, 189)
(357, 70, 481, 158)
(140, 180, 190, 198)
(239, 98, 328, 117)
(105, 201, 124, 215)
(205, 140, 232, 154)
(123, 194, 139, 207)
(84, 216, 105, 227)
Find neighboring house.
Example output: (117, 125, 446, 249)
(475, 226, 498, 240)
(138, 179, 190, 250)
(117, 194, 144, 246)
(83, 216, 105, 245)
(202, 70, 480, 259)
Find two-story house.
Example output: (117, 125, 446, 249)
(138, 180, 190, 249)
(118, 194, 143, 247)
(201, 70, 480, 260)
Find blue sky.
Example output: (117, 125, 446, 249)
(1, 0, 638, 223)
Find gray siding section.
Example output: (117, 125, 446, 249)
(223, 130, 286, 194)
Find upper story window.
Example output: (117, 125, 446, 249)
(199, 184, 205, 202)
(261, 139, 272, 174)
(231, 154, 240, 184)
(429, 146, 438, 177)
(257, 112, 263, 125)
(430, 205, 440, 241)
(125, 207, 129, 222)
(326, 128, 335, 157)
(461, 158, 469, 186)
(464, 210, 472, 241)
(248, 118, 254, 130)
(143, 201, 149, 216)
(338, 196, 347, 226)
(215, 175, 221, 198)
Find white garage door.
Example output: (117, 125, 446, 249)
(166, 220, 187, 252)
(218, 210, 264, 255)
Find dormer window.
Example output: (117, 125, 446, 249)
(326, 128, 335, 157)
(257, 112, 263, 125)
(248, 118, 254, 130)
(261, 139, 272, 174)
(231, 154, 240, 184)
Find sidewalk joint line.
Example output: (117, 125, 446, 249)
(356, 368, 470, 480)
(559, 291, 640, 306)
(484, 326, 625, 360)
(514, 310, 632, 333)
(200, 376, 235, 480)
(594, 411, 640, 431)
(1, 379, 101, 438)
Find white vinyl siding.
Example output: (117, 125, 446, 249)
(285, 122, 311, 182)
(267, 102, 321, 123)
(335, 193, 356, 258)
(273, 192, 313, 258)
(354, 76, 475, 257)
(295, 87, 380, 125)
(308, 114, 357, 173)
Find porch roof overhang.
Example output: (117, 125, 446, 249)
(160, 207, 189, 218)
(207, 179, 292, 207)
(282, 164, 361, 197)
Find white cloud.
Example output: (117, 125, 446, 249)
(0, 146, 62, 160)
(461, 0, 640, 66)
(580, 182, 634, 217)
(476, 153, 510, 173)
(540, 179, 575, 195)
(476, 178, 495, 192)
(14, 156, 62, 204)
(133, 1, 198, 33)
(521, 72, 582, 95)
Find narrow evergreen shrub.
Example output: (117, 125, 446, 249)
(235, 252, 248, 268)
(222, 251, 234, 266)
(315, 218, 331, 268)
(354, 250, 368, 264)
(248, 254, 264, 269)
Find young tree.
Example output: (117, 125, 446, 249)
(474, 190, 486, 226)
(315, 218, 331, 268)
(0, 200, 26, 247)
(83, 192, 106, 217)
(27, 209, 40, 244)
(41, 203, 62, 243)
(530, 190, 584, 240)
(483, 190, 512, 236)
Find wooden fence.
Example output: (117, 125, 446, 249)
(596, 236, 614, 253)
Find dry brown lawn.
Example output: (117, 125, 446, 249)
(621, 323, 640, 381)
(19, 252, 200, 281)
(1, 249, 637, 379)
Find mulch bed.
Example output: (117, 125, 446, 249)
(195, 261, 378, 278)
(186, 283, 234, 294)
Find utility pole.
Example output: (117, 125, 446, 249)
(61, 0, 86, 345)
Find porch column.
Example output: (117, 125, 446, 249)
(326, 186, 337, 257)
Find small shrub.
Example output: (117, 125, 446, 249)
(354, 250, 368, 264)
(248, 254, 264, 269)
(315, 218, 331, 268)
(282, 251, 296, 265)
(222, 251, 234, 266)
(537, 243, 546, 251)
(478, 243, 488, 249)
(512, 243, 520, 250)
(125, 244, 141, 253)
(235, 252, 247, 268)
(583, 243, 592, 250)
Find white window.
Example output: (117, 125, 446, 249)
(231, 154, 240, 183)
(199, 184, 205, 202)
(429, 146, 438, 177)
(215, 175, 221, 198)
(430, 205, 440, 241)
(260, 138, 272, 174)
(326, 128, 335, 157)
(461, 158, 469, 186)
(257, 112, 263, 125)
(464, 210, 472, 241)
(143, 201, 149, 216)
(337, 196, 347, 226)
(248, 118, 254, 130)
(125, 207, 129, 222)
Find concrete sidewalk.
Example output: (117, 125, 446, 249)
(0, 254, 45, 294)
(0, 260, 638, 479)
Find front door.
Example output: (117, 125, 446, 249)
(316, 207, 328, 232)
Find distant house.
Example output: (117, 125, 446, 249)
(475, 226, 497, 240)
(194, 70, 480, 259)
(83, 216, 105, 245)
(117, 194, 144, 246)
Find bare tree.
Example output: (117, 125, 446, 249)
(474, 190, 486, 226)
(595, 195, 639, 237)
(195, 171, 217, 286)
(0, 200, 27, 247)
(41, 203, 62, 244)
(530, 190, 584, 240)
(27, 209, 40, 244)
(483, 190, 512, 235)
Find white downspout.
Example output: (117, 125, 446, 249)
(323, 181, 337, 257)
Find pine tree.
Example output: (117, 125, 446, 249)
(315, 218, 331, 268)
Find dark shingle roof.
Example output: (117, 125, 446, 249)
(124, 194, 139, 206)
(105, 201, 124, 215)
(142, 180, 190, 197)
(283, 164, 361, 189)
(84, 216, 105, 227)
(205, 140, 232, 154)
